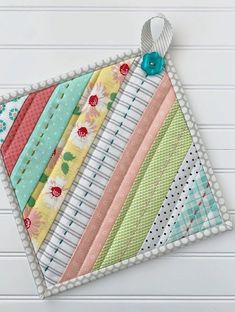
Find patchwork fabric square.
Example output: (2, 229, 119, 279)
(0, 14, 232, 298)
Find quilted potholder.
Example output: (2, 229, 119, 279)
(0, 14, 232, 298)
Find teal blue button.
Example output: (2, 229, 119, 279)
(141, 52, 165, 75)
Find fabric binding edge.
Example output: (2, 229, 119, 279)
(0, 49, 140, 105)
(0, 49, 232, 299)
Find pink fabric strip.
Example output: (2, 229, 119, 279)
(2, 86, 57, 175)
(1, 94, 36, 160)
(60, 73, 174, 282)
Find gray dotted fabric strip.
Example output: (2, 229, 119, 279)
(158, 158, 202, 246)
(139, 143, 199, 253)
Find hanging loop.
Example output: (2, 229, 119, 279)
(141, 14, 173, 57)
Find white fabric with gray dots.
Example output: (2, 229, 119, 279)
(158, 158, 202, 246)
(139, 143, 199, 253)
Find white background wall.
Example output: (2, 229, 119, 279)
(0, 0, 235, 311)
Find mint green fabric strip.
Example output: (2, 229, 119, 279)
(167, 166, 222, 243)
(96, 103, 192, 269)
(11, 73, 92, 210)
(93, 102, 179, 270)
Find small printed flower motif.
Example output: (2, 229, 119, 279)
(48, 138, 65, 169)
(12, 97, 21, 102)
(70, 121, 96, 149)
(79, 83, 94, 107)
(24, 217, 31, 229)
(84, 84, 108, 121)
(112, 62, 130, 83)
(9, 108, 19, 120)
(141, 52, 165, 76)
(23, 207, 44, 237)
(0, 103, 6, 115)
(43, 177, 66, 208)
(0, 120, 6, 133)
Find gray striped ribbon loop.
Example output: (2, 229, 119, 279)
(141, 14, 173, 56)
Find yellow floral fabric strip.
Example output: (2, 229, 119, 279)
(23, 70, 101, 215)
(26, 59, 134, 252)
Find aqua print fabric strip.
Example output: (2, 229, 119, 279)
(167, 166, 223, 243)
(10, 74, 92, 210)
(0, 95, 27, 145)
(157, 159, 203, 246)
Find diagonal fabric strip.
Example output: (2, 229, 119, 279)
(38, 60, 167, 286)
(96, 104, 192, 270)
(81, 102, 178, 274)
(158, 159, 202, 246)
(139, 143, 199, 253)
(1, 93, 36, 156)
(167, 166, 223, 243)
(10, 73, 92, 210)
(60, 72, 172, 283)
(23, 70, 101, 216)
(77, 93, 178, 277)
(2, 86, 57, 175)
(27, 60, 133, 252)
(0, 95, 27, 145)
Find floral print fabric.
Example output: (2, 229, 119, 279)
(10, 74, 92, 210)
(26, 59, 134, 251)
(23, 71, 100, 216)
(0, 96, 27, 145)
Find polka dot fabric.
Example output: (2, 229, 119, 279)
(139, 143, 200, 253)
(1, 86, 57, 175)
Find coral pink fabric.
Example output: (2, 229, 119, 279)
(60, 73, 176, 282)
(1, 94, 36, 159)
(2, 85, 56, 175)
